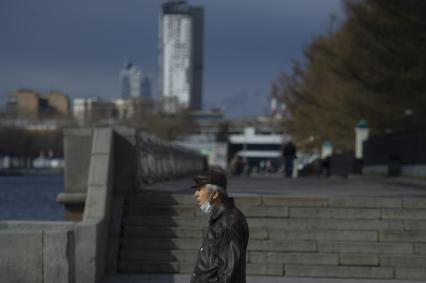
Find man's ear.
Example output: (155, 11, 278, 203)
(211, 191, 219, 201)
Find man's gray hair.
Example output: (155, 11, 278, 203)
(205, 184, 228, 202)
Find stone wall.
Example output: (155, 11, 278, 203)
(0, 221, 75, 283)
(118, 194, 426, 280)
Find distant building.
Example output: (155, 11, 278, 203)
(113, 99, 135, 120)
(7, 90, 40, 119)
(46, 91, 70, 117)
(73, 98, 114, 125)
(159, 0, 203, 113)
(228, 126, 290, 171)
(7, 89, 70, 119)
(120, 62, 151, 99)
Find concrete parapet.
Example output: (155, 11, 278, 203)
(136, 131, 206, 187)
(63, 128, 93, 194)
(0, 231, 43, 283)
(75, 219, 102, 283)
(44, 230, 75, 283)
(0, 223, 75, 283)
(75, 128, 114, 283)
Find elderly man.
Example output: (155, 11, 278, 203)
(191, 170, 249, 283)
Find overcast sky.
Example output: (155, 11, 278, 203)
(0, 0, 343, 118)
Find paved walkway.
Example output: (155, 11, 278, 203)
(103, 274, 421, 283)
(142, 175, 426, 198)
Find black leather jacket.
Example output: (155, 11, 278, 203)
(191, 198, 249, 283)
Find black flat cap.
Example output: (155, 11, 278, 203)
(192, 170, 227, 190)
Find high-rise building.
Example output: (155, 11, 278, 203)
(141, 75, 152, 98)
(159, 0, 203, 113)
(120, 62, 151, 99)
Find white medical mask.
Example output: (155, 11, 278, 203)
(200, 201, 213, 214)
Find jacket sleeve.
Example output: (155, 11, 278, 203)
(216, 223, 245, 283)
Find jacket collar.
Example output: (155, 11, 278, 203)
(210, 197, 235, 224)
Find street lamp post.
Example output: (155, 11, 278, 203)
(354, 119, 369, 174)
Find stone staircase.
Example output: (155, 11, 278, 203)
(115, 193, 426, 280)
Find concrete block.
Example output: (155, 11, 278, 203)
(240, 206, 288, 218)
(380, 255, 426, 267)
(382, 208, 426, 220)
(107, 236, 120, 272)
(269, 229, 377, 241)
(110, 196, 125, 218)
(262, 197, 328, 207)
(0, 221, 75, 231)
(120, 249, 197, 262)
(114, 131, 137, 193)
(379, 231, 426, 242)
(114, 127, 136, 140)
(123, 227, 204, 239)
(88, 155, 111, 187)
(132, 194, 195, 206)
(64, 204, 85, 221)
(84, 185, 108, 219)
(248, 240, 316, 252)
(414, 243, 426, 255)
(318, 242, 413, 255)
(234, 196, 262, 206)
(64, 128, 93, 136)
(75, 220, 101, 283)
(0, 231, 43, 283)
(43, 230, 75, 283)
(404, 220, 426, 231)
(123, 216, 208, 227)
(253, 218, 404, 230)
(285, 265, 393, 279)
(118, 261, 179, 273)
(128, 206, 195, 217)
(403, 199, 426, 209)
(248, 228, 268, 240)
(91, 128, 113, 155)
(121, 238, 202, 250)
(64, 132, 92, 193)
(339, 255, 379, 266)
(179, 263, 195, 274)
(328, 198, 401, 208)
(395, 267, 426, 280)
(247, 218, 288, 228)
(57, 192, 86, 205)
(289, 207, 380, 219)
(246, 263, 283, 276)
(248, 252, 338, 265)
(109, 215, 123, 237)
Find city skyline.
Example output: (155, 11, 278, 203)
(0, 0, 343, 118)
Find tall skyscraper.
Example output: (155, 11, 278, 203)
(120, 62, 151, 99)
(159, 0, 204, 113)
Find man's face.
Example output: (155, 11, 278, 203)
(194, 185, 210, 206)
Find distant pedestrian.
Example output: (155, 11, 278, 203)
(191, 170, 249, 283)
(321, 156, 331, 177)
(282, 141, 297, 177)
